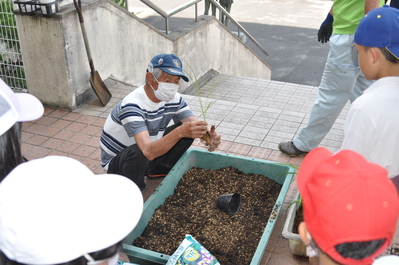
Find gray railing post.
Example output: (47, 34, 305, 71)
(166, 17, 169, 35)
(195, 3, 198, 22)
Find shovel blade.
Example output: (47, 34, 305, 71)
(90, 71, 112, 106)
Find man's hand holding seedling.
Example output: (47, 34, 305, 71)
(208, 125, 221, 152)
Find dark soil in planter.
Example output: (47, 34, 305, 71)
(133, 166, 282, 265)
(292, 204, 304, 234)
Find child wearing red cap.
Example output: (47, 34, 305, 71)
(341, 5, 399, 189)
(297, 147, 399, 265)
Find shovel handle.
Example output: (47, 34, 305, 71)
(73, 0, 84, 23)
(73, 0, 96, 73)
(80, 24, 95, 72)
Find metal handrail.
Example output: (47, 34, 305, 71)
(209, 0, 268, 58)
(140, 0, 201, 34)
(139, 0, 268, 59)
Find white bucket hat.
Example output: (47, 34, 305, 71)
(0, 78, 44, 136)
(0, 156, 143, 265)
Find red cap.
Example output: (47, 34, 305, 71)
(298, 147, 399, 265)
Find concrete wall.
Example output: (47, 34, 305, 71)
(15, 0, 271, 110)
(174, 19, 271, 85)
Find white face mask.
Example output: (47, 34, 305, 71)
(151, 76, 179, 102)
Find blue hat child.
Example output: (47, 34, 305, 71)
(148, 54, 189, 82)
(355, 5, 399, 60)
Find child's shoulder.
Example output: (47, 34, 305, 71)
(352, 77, 399, 106)
(373, 255, 399, 265)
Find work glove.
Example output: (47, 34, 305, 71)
(391, 0, 399, 9)
(318, 13, 333, 43)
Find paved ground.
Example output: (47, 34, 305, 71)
(21, 76, 312, 265)
(20, 74, 399, 264)
(128, 0, 332, 86)
(19, 0, 399, 264)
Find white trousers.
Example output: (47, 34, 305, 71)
(293, 33, 373, 151)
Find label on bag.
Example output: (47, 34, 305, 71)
(166, 234, 220, 265)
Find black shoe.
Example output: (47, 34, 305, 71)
(278, 141, 308, 157)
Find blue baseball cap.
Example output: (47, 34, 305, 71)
(355, 5, 399, 59)
(148, 53, 189, 82)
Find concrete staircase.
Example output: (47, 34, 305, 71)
(16, 0, 271, 109)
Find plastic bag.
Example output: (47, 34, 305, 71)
(166, 234, 220, 265)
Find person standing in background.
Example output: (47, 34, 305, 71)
(278, 0, 384, 157)
(204, 0, 217, 16)
(219, 0, 233, 26)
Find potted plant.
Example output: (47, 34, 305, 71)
(197, 88, 214, 146)
(278, 163, 307, 257)
(184, 64, 219, 147)
(282, 190, 307, 257)
(121, 148, 297, 265)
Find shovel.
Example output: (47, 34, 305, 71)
(73, 0, 112, 106)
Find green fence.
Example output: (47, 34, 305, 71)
(0, 0, 26, 92)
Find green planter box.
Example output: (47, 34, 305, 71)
(122, 148, 295, 265)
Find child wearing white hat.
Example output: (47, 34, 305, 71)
(0, 78, 44, 181)
(0, 156, 143, 265)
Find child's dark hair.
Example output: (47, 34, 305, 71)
(334, 239, 386, 260)
(0, 122, 24, 182)
(380, 47, 399, 64)
(0, 241, 122, 265)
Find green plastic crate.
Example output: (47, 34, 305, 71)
(122, 148, 295, 265)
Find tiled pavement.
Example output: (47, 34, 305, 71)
(20, 74, 398, 264)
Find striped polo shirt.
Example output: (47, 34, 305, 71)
(100, 85, 193, 169)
